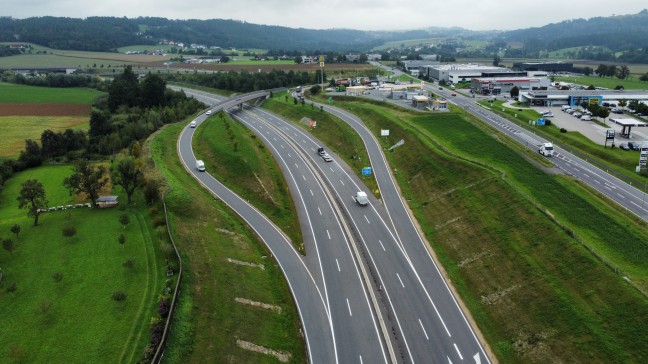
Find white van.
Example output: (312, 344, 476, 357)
(355, 191, 368, 206)
(196, 160, 206, 172)
(190, 121, 197, 128)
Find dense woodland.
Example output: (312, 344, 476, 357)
(1, 12, 647, 62)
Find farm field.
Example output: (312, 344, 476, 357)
(0, 164, 165, 363)
(149, 123, 306, 363)
(0, 83, 100, 158)
(555, 75, 648, 90)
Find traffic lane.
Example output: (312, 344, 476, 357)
(342, 198, 480, 363)
(177, 115, 337, 363)
(230, 109, 389, 363)
(310, 101, 491, 362)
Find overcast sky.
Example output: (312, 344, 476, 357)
(5, 0, 647, 31)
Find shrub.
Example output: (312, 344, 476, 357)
(560, 128, 567, 133)
(52, 272, 63, 282)
(6, 283, 17, 292)
(112, 290, 127, 301)
(545, 119, 552, 126)
(158, 298, 171, 318)
(123, 259, 135, 268)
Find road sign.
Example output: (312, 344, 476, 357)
(640, 143, 648, 167)
(328, 97, 333, 104)
(381, 129, 390, 136)
(537, 118, 545, 126)
(362, 167, 372, 176)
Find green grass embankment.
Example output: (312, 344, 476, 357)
(321, 99, 648, 362)
(555, 75, 648, 90)
(0, 164, 163, 363)
(193, 111, 303, 252)
(149, 123, 306, 363)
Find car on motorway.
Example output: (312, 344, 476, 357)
(439, 87, 443, 90)
(317, 147, 326, 156)
(451, 93, 457, 96)
(206, 110, 212, 115)
(322, 153, 333, 162)
(190, 121, 197, 128)
(619, 142, 630, 150)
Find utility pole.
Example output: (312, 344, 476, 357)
(319, 55, 325, 87)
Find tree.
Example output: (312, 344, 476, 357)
(18, 139, 43, 168)
(119, 213, 130, 228)
(64, 160, 108, 208)
(17, 179, 48, 226)
(595, 64, 608, 77)
(118, 233, 126, 246)
(111, 157, 143, 204)
(587, 84, 596, 90)
(617, 65, 630, 80)
(492, 54, 501, 67)
(294, 56, 302, 64)
(582, 67, 593, 76)
(510, 86, 520, 98)
(640, 73, 648, 82)
(3, 238, 15, 256)
(619, 99, 628, 108)
(595, 107, 610, 123)
(10, 224, 20, 240)
(606, 65, 617, 78)
(108, 65, 139, 112)
(140, 74, 167, 108)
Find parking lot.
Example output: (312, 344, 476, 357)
(529, 105, 648, 146)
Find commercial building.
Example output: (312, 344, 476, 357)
(472, 77, 551, 95)
(519, 90, 648, 107)
(512, 61, 574, 73)
(421, 64, 514, 83)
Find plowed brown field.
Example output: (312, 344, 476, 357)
(0, 103, 91, 116)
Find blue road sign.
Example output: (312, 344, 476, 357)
(362, 167, 372, 176)
(537, 118, 545, 126)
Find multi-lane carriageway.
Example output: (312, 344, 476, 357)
(175, 86, 492, 363)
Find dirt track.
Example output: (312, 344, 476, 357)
(0, 103, 91, 116)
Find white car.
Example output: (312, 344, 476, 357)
(580, 115, 592, 121)
(190, 121, 197, 128)
(206, 110, 212, 115)
(322, 153, 333, 162)
(572, 112, 582, 118)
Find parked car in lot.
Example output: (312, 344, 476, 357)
(619, 142, 630, 150)
(628, 142, 641, 151)
(611, 108, 623, 114)
(572, 112, 582, 118)
(580, 115, 592, 121)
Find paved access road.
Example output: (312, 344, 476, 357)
(434, 87, 648, 220)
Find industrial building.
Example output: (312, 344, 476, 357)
(420, 64, 516, 83)
(472, 76, 551, 95)
(519, 90, 648, 107)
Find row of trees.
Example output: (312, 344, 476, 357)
(164, 69, 323, 93)
(16, 156, 146, 226)
(595, 64, 631, 79)
(1, 71, 104, 89)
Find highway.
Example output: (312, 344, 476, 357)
(243, 102, 491, 363)
(175, 87, 390, 364)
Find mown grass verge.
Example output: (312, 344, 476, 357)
(193, 111, 303, 252)
(148, 123, 306, 363)
(316, 99, 648, 362)
(0, 82, 103, 104)
(0, 164, 163, 363)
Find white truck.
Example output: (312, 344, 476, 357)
(538, 143, 554, 157)
(196, 160, 206, 171)
(355, 191, 369, 206)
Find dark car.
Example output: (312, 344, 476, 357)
(619, 142, 630, 150)
(628, 142, 641, 151)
